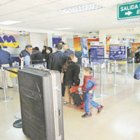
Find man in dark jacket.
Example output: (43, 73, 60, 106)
(0, 46, 13, 88)
(75, 51, 82, 65)
(19, 45, 32, 66)
(63, 43, 74, 56)
(31, 47, 43, 64)
(0, 46, 12, 67)
(48, 44, 67, 72)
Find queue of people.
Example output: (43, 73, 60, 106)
(0, 42, 103, 118)
(19, 45, 53, 67)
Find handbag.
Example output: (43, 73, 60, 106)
(70, 86, 86, 109)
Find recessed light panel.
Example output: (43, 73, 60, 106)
(60, 3, 102, 14)
(55, 27, 73, 30)
(0, 20, 21, 25)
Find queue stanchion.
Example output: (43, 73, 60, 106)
(94, 63, 101, 100)
(113, 60, 118, 86)
(105, 59, 107, 73)
(15, 112, 21, 119)
(125, 61, 128, 75)
(3, 67, 23, 128)
(124, 61, 129, 84)
(100, 63, 102, 94)
(1, 67, 12, 102)
(132, 57, 135, 75)
(108, 60, 110, 73)
(93, 64, 96, 78)
(91, 62, 96, 78)
(20, 58, 24, 69)
(99, 62, 106, 98)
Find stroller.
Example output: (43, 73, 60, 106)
(70, 86, 86, 109)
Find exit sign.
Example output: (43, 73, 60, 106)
(118, 1, 140, 20)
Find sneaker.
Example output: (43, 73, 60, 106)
(97, 105, 104, 113)
(81, 113, 92, 118)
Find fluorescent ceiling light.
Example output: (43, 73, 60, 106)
(53, 33, 63, 36)
(0, 20, 21, 25)
(55, 27, 73, 30)
(60, 3, 102, 14)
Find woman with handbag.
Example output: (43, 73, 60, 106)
(62, 54, 80, 104)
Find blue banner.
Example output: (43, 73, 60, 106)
(52, 37, 62, 48)
(90, 45, 104, 64)
(81, 38, 88, 57)
(109, 44, 127, 61)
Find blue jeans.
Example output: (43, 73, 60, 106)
(85, 92, 99, 114)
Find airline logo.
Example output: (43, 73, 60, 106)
(0, 35, 20, 48)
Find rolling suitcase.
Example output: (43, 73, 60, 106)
(18, 67, 64, 140)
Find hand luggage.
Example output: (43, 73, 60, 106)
(18, 67, 64, 140)
(70, 86, 86, 109)
(134, 66, 140, 80)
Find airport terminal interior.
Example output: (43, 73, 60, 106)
(0, 0, 140, 140)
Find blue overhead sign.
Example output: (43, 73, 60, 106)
(109, 44, 127, 61)
(52, 37, 62, 48)
(90, 45, 104, 64)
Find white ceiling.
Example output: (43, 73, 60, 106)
(0, 0, 139, 33)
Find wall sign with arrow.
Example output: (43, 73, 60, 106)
(118, 1, 140, 20)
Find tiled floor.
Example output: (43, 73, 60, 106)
(0, 63, 140, 140)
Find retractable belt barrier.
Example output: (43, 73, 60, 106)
(0, 62, 46, 102)
(3, 67, 18, 74)
(91, 58, 128, 98)
(0, 66, 19, 102)
(91, 57, 127, 61)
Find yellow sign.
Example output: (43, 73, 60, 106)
(0, 42, 20, 48)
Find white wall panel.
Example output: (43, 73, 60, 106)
(30, 33, 44, 51)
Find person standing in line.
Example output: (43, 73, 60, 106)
(63, 43, 74, 56)
(81, 67, 103, 118)
(31, 47, 43, 64)
(45, 47, 53, 68)
(42, 46, 48, 59)
(62, 54, 80, 104)
(61, 43, 75, 97)
(19, 45, 32, 67)
(48, 44, 67, 72)
(0, 46, 13, 88)
(75, 51, 82, 66)
(59, 41, 65, 46)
